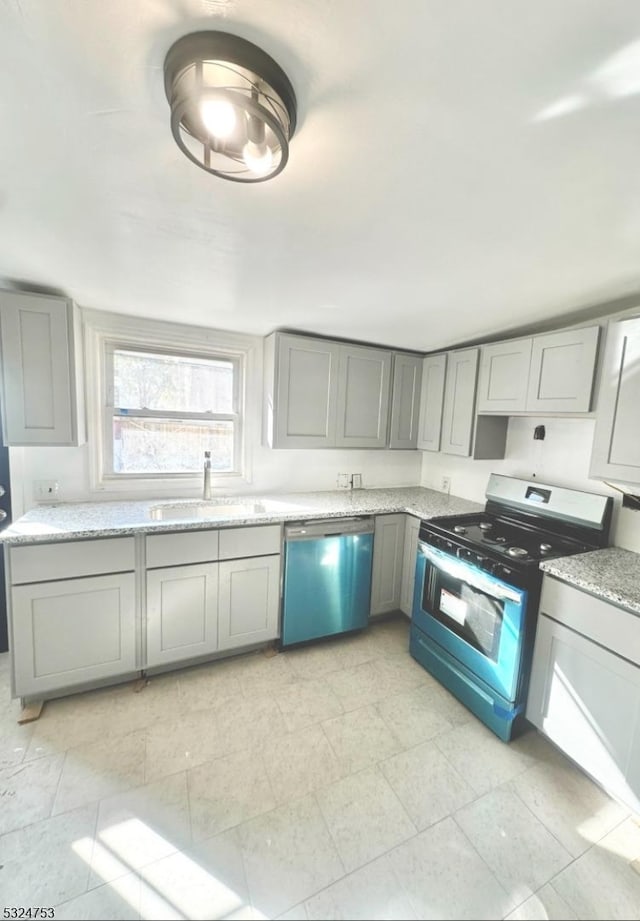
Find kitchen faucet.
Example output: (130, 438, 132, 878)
(203, 451, 212, 500)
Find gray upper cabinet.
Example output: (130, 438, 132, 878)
(388, 352, 423, 449)
(526, 326, 599, 413)
(417, 353, 447, 451)
(265, 332, 339, 448)
(264, 331, 392, 449)
(335, 344, 391, 448)
(440, 348, 479, 456)
(476, 325, 599, 416)
(0, 289, 86, 446)
(477, 338, 532, 413)
(590, 315, 640, 485)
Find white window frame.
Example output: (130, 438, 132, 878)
(83, 308, 259, 496)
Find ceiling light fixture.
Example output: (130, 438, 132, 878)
(163, 31, 297, 183)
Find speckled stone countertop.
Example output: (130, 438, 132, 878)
(540, 547, 640, 615)
(0, 486, 484, 545)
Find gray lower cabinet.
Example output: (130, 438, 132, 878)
(370, 514, 405, 617)
(11, 572, 137, 699)
(0, 288, 86, 446)
(590, 315, 640, 485)
(527, 576, 640, 812)
(146, 563, 219, 668)
(399, 515, 420, 617)
(218, 555, 281, 650)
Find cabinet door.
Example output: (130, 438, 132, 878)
(146, 563, 218, 668)
(417, 354, 446, 451)
(335, 345, 391, 448)
(590, 316, 640, 484)
(388, 353, 422, 449)
(273, 334, 340, 448)
(0, 290, 85, 446)
(440, 348, 479, 456)
(218, 555, 280, 650)
(399, 515, 420, 617)
(526, 326, 599, 413)
(370, 514, 405, 617)
(11, 573, 136, 699)
(476, 338, 532, 413)
(527, 613, 640, 813)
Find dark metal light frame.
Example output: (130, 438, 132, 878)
(164, 31, 297, 183)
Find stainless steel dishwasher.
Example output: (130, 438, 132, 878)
(281, 517, 374, 647)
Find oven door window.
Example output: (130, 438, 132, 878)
(425, 568, 503, 662)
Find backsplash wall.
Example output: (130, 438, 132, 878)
(421, 415, 640, 553)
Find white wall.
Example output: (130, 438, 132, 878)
(420, 415, 640, 552)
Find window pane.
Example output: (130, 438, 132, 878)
(113, 349, 234, 413)
(113, 417, 234, 474)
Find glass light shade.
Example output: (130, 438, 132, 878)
(164, 31, 297, 183)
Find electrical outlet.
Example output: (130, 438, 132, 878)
(337, 473, 351, 489)
(441, 476, 451, 495)
(34, 480, 59, 501)
(351, 473, 362, 489)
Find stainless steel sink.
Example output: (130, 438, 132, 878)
(148, 501, 268, 521)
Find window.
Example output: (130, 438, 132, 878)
(104, 344, 242, 477)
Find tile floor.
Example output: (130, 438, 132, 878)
(1, 614, 640, 920)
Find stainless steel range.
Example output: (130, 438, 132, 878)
(411, 474, 613, 741)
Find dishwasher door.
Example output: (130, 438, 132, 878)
(281, 518, 374, 647)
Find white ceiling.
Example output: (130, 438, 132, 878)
(1, 0, 640, 351)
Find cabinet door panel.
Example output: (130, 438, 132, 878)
(335, 346, 391, 448)
(417, 354, 446, 451)
(477, 339, 532, 413)
(146, 563, 218, 667)
(440, 348, 479, 456)
(591, 316, 640, 483)
(370, 514, 405, 616)
(274, 335, 339, 447)
(12, 573, 136, 698)
(400, 515, 420, 617)
(389, 354, 422, 449)
(526, 326, 599, 412)
(0, 291, 83, 445)
(218, 555, 280, 650)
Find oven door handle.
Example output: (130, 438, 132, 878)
(417, 541, 525, 603)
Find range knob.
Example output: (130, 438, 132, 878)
(453, 525, 466, 534)
(540, 543, 553, 553)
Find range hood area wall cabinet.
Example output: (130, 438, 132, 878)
(0, 289, 86, 447)
(263, 331, 423, 450)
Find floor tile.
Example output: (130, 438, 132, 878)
(0, 803, 97, 906)
(236, 651, 300, 699)
(321, 704, 401, 774)
(188, 748, 276, 841)
(372, 653, 432, 696)
(0, 715, 34, 770)
(304, 852, 418, 920)
(262, 723, 344, 804)
(434, 718, 533, 796)
(237, 792, 344, 918)
(89, 771, 192, 886)
(53, 730, 146, 815)
(214, 694, 288, 755)
(177, 657, 244, 713)
(139, 826, 249, 920)
(275, 677, 344, 733)
(510, 758, 629, 858)
(54, 874, 142, 920)
(315, 766, 416, 873)
(380, 739, 476, 830)
(376, 685, 457, 749)
(144, 707, 228, 782)
(0, 752, 65, 834)
(387, 816, 513, 920)
(277, 904, 309, 920)
(455, 787, 573, 906)
(504, 883, 578, 920)
(550, 831, 640, 919)
(325, 661, 389, 711)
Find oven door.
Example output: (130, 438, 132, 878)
(412, 541, 527, 701)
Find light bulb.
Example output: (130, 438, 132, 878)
(200, 99, 236, 139)
(243, 140, 274, 175)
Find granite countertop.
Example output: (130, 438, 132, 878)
(540, 546, 640, 615)
(0, 486, 484, 545)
